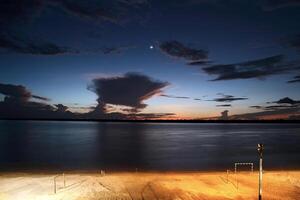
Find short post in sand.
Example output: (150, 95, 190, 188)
(63, 173, 66, 188)
(257, 143, 264, 200)
(54, 176, 57, 194)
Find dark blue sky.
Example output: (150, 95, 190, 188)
(0, 0, 300, 120)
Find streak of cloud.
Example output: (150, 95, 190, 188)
(0, 32, 77, 55)
(202, 55, 300, 81)
(209, 94, 248, 102)
(287, 75, 300, 83)
(160, 94, 190, 99)
(216, 104, 232, 107)
(159, 40, 208, 62)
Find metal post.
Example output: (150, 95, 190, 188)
(259, 157, 263, 200)
(257, 143, 264, 200)
(63, 173, 66, 188)
(54, 176, 56, 194)
(226, 170, 229, 183)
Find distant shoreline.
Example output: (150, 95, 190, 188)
(0, 118, 300, 123)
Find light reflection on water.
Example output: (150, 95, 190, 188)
(0, 121, 299, 171)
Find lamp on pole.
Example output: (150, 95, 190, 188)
(257, 143, 264, 200)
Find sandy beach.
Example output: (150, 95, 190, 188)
(0, 171, 299, 200)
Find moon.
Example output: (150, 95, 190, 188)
(149, 45, 154, 49)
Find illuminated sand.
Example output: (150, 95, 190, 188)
(0, 171, 300, 200)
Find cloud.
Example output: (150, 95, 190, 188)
(287, 75, 300, 83)
(285, 34, 300, 50)
(160, 94, 203, 101)
(273, 97, 300, 105)
(48, 0, 150, 24)
(0, 83, 59, 119)
(187, 60, 213, 66)
(282, 34, 300, 52)
(127, 112, 176, 120)
(202, 55, 300, 81)
(159, 40, 208, 62)
(0, 0, 72, 56)
(88, 72, 169, 112)
(0, 82, 79, 119)
(249, 97, 300, 112)
(160, 94, 190, 99)
(262, 0, 300, 10)
(0, 0, 43, 28)
(55, 104, 69, 112)
(0, 81, 174, 120)
(209, 94, 248, 102)
(0, 0, 147, 55)
(232, 107, 300, 120)
(0, 32, 78, 55)
(48, 0, 117, 23)
(238, 97, 300, 119)
(250, 105, 263, 109)
(0, 83, 49, 102)
(101, 45, 136, 54)
(216, 104, 232, 107)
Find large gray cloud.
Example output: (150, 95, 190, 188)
(88, 72, 169, 112)
(0, 0, 76, 55)
(202, 55, 300, 81)
(0, 0, 148, 55)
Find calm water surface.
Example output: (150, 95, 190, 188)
(0, 120, 299, 171)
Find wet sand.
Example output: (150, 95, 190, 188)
(0, 171, 299, 200)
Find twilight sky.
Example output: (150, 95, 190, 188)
(0, 0, 300, 120)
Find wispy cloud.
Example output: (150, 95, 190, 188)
(101, 45, 136, 54)
(159, 40, 208, 63)
(281, 34, 300, 52)
(262, 0, 300, 10)
(272, 97, 300, 105)
(202, 55, 300, 81)
(249, 97, 300, 112)
(160, 94, 190, 99)
(48, 0, 150, 24)
(0, 32, 78, 55)
(0, 0, 148, 55)
(287, 75, 300, 83)
(209, 93, 248, 102)
(216, 104, 232, 107)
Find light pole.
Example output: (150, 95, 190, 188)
(257, 143, 264, 200)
